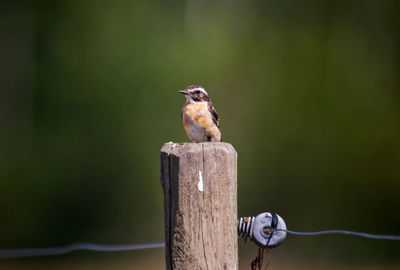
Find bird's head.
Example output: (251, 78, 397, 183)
(178, 85, 209, 103)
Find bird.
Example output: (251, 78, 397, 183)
(179, 85, 222, 143)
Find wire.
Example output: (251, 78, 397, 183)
(272, 229, 400, 240)
(2, 228, 399, 259)
(0, 242, 165, 259)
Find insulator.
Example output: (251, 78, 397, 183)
(238, 212, 287, 248)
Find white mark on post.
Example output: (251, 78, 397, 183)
(198, 170, 204, 192)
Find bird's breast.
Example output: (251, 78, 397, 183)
(182, 102, 217, 142)
(182, 103, 212, 125)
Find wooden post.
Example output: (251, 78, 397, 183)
(160, 142, 238, 270)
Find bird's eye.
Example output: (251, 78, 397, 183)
(195, 90, 201, 94)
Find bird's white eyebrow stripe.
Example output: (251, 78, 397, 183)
(191, 88, 208, 95)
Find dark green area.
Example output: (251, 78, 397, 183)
(1, 0, 399, 267)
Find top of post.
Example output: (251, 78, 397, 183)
(161, 142, 237, 157)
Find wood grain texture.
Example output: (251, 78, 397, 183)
(161, 142, 237, 270)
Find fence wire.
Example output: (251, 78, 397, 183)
(272, 229, 400, 240)
(1, 228, 399, 259)
(0, 242, 165, 259)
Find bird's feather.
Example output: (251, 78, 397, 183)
(208, 102, 222, 141)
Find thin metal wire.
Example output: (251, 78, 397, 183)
(2, 228, 399, 259)
(0, 242, 165, 259)
(264, 248, 271, 270)
(273, 229, 400, 240)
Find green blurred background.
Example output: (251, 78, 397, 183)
(1, 0, 399, 269)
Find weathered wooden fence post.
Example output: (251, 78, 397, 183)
(161, 142, 238, 269)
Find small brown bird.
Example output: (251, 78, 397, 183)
(179, 85, 222, 142)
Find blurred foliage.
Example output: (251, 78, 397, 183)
(0, 0, 399, 268)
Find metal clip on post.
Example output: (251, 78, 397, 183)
(238, 212, 287, 248)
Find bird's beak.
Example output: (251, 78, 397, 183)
(178, 90, 188, 95)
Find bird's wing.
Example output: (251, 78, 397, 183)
(208, 103, 222, 141)
(208, 102, 220, 128)
(210, 104, 222, 141)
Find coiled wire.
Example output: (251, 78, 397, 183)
(238, 216, 255, 241)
